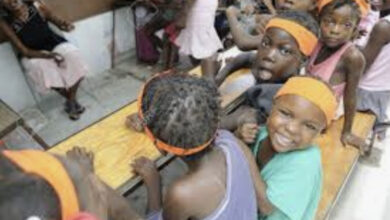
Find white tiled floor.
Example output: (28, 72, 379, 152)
(329, 133, 390, 220)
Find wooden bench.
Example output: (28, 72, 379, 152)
(49, 66, 254, 194)
(315, 112, 376, 219)
(49, 57, 374, 218)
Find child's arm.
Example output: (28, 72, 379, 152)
(131, 157, 162, 213)
(226, 6, 263, 51)
(35, 0, 74, 32)
(363, 20, 390, 71)
(234, 136, 275, 215)
(341, 47, 366, 146)
(262, 0, 277, 15)
(215, 52, 255, 86)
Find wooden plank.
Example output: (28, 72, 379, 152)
(315, 112, 376, 219)
(49, 102, 162, 190)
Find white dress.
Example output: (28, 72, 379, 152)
(175, 0, 223, 59)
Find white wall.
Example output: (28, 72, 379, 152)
(0, 7, 135, 111)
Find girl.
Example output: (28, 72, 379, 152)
(174, 0, 223, 71)
(307, 0, 367, 151)
(226, 0, 318, 51)
(0, 147, 142, 220)
(217, 11, 320, 133)
(357, 15, 390, 141)
(0, 0, 88, 120)
(236, 76, 337, 220)
(129, 74, 258, 219)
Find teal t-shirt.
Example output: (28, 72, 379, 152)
(253, 127, 323, 220)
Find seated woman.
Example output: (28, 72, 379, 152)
(236, 76, 337, 220)
(0, 0, 88, 120)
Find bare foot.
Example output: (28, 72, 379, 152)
(66, 147, 94, 173)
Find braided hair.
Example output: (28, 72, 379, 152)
(141, 74, 220, 152)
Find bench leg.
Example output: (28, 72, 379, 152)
(21, 121, 50, 150)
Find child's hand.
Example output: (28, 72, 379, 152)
(226, 6, 240, 17)
(341, 132, 370, 155)
(131, 157, 160, 187)
(59, 20, 75, 32)
(126, 114, 144, 132)
(235, 123, 259, 144)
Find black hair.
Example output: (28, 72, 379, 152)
(141, 74, 220, 154)
(320, 0, 362, 23)
(276, 10, 321, 39)
(0, 153, 61, 220)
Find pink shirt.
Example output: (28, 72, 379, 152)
(359, 16, 390, 91)
(307, 42, 354, 100)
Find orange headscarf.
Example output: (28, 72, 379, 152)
(274, 77, 337, 125)
(2, 150, 80, 220)
(318, 0, 370, 17)
(266, 18, 318, 56)
(137, 73, 216, 156)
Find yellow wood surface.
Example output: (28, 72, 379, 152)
(49, 103, 161, 189)
(189, 67, 253, 108)
(315, 112, 376, 219)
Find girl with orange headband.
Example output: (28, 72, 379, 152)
(307, 0, 368, 152)
(236, 76, 337, 220)
(216, 11, 320, 133)
(129, 74, 259, 220)
(0, 147, 142, 220)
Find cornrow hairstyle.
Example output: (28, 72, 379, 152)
(320, 0, 362, 23)
(141, 74, 220, 157)
(276, 10, 321, 39)
(0, 154, 61, 220)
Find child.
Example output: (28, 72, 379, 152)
(0, 0, 88, 120)
(0, 147, 142, 220)
(216, 11, 320, 133)
(357, 15, 390, 140)
(226, 0, 318, 51)
(307, 0, 368, 151)
(174, 0, 223, 71)
(236, 76, 337, 220)
(128, 74, 258, 219)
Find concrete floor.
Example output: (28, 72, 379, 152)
(3, 55, 390, 219)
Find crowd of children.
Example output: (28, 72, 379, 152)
(1, 0, 390, 219)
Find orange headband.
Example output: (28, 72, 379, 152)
(274, 77, 337, 125)
(2, 150, 80, 220)
(318, 0, 370, 17)
(137, 73, 215, 156)
(266, 18, 318, 56)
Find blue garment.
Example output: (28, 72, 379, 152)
(147, 130, 257, 220)
(253, 127, 322, 220)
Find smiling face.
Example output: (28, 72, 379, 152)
(275, 0, 316, 12)
(267, 94, 327, 153)
(320, 4, 360, 48)
(253, 27, 303, 83)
